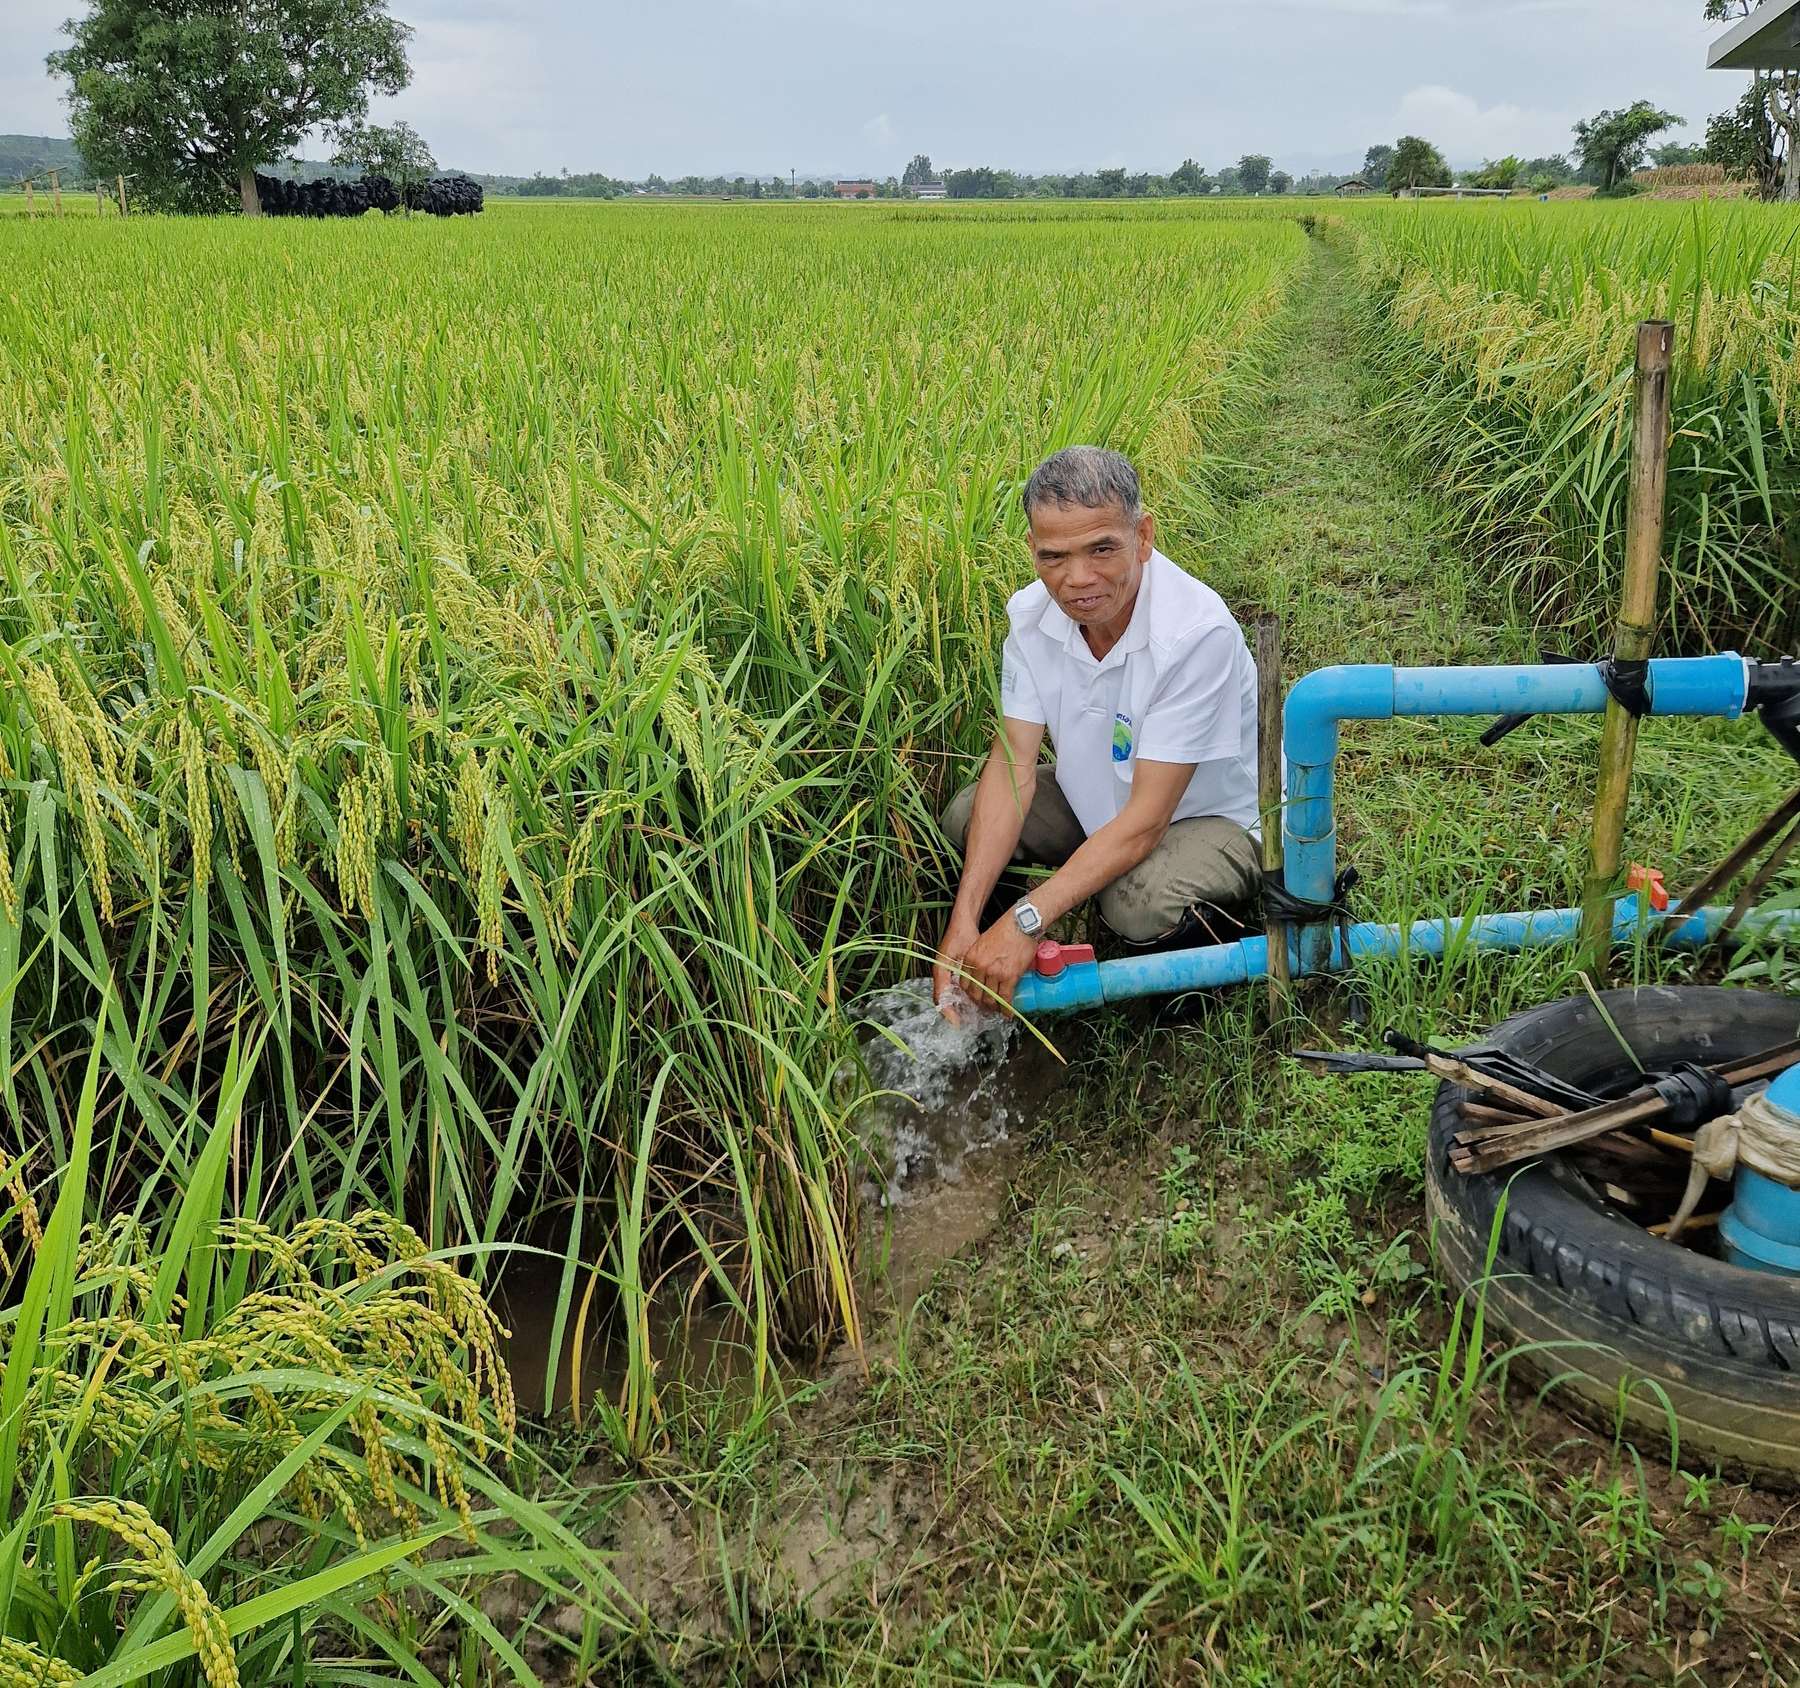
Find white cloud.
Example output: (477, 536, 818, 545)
(862, 112, 896, 147)
(365, 15, 554, 174)
(1394, 83, 1571, 160)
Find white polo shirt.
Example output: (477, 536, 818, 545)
(999, 549, 1260, 838)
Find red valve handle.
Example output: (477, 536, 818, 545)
(1626, 863, 1669, 913)
(1033, 940, 1096, 978)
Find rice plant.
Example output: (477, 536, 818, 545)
(1347, 198, 1800, 653)
(0, 202, 1308, 1440)
(0, 1021, 625, 1684)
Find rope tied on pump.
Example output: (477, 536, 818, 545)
(1666, 1089, 1800, 1241)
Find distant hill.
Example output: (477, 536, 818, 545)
(0, 135, 90, 184)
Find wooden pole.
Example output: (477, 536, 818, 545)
(117, 174, 127, 217)
(23, 179, 34, 217)
(1579, 319, 1674, 974)
(49, 169, 62, 216)
(1255, 612, 1291, 1016)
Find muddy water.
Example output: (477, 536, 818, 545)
(497, 981, 1071, 1416)
(851, 978, 1072, 1312)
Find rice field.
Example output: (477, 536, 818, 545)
(1348, 198, 1800, 651)
(6, 193, 1800, 1679)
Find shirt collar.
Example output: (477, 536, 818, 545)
(1036, 551, 1158, 666)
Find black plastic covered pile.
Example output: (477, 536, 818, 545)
(253, 172, 483, 217)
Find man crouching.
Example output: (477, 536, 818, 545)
(934, 445, 1261, 1013)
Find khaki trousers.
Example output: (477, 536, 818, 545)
(940, 766, 1261, 943)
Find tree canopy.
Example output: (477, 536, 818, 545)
(1572, 100, 1683, 193)
(1468, 155, 1520, 189)
(1361, 143, 1393, 189)
(902, 152, 934, 186)
(1389, 135, 1450, 192)
(330, 120, 434, 207)
(1169, 157, 1209, 194)
(1237, 153, 1271, 194)
(48, 0, 411, 214)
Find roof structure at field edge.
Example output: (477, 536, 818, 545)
(1709, 0, 1800, 69)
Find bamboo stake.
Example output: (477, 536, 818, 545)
(117, 174, 127, 217)
(1579, 319, 1673, 974)
(49, 168, 61, 216)
(23, 179, 34, 216)
(1255, 612, 1290, 1017)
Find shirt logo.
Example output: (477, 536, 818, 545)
(1111, 712, 1133, 764)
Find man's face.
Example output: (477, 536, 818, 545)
(1027, 499, 1155, 631)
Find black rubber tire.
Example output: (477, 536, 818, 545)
(1425, 985, 1800, 1484)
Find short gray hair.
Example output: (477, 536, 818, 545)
(1021, 446, 1142, 525)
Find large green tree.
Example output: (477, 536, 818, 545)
(1388, 134, 1450, 192)
(1237, 153, 1271, 194)
(48, 0, 411, 215)
(1360, 142, 1394, 189)
(902, 152, 934, 186)
(1572, 100, 1682, 192)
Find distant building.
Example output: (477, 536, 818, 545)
(834, 180, 878, 199)
(912, 180, 947, 199)
(1335, 178, 1371, 196)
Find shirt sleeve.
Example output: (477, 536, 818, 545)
(999, 628, 1047, 725)
(1135, 624, 1243, 764)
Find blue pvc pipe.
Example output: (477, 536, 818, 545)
(1010, 896, 1800, 1016)
(1281, 656, 1749, 971)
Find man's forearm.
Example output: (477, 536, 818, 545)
(1025, 813, 1164, 928)
(952, 759, 1035, 926)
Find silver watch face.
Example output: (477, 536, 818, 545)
(1013, 901, 1043, 936)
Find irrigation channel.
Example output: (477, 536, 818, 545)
(552, 233, 1800, 1678)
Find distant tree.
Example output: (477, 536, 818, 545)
(1573, 101, 1683, 193)
(946, 165, 1004, 198)
(1361, 143, 1394, 190)
(1469, 155, 1520, 189)
(1519, 153, 1573, 185)
(1707, 83, 1781, 195)
(1651, 140, 1706, 166)
(1268, 169, 1292, 194)
(515, 172, 563, 197)
(330, 120, 434, 209)
(1388, 134, 1450, 192)
(1095, 167, 1127, 197)
(1215, 165, 1242, 195)
(1237, 153, 1271, 194)
(1169, 157, 1208, 195)
(48, 0, 411, 215)
(902, 152, 934, 186)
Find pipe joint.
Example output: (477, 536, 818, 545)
(1282, 665, 1395, 768)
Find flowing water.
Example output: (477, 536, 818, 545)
(849, 978, 1072, 1309)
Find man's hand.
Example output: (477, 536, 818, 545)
(932, 913, 981, 1011)
(954, 915, 1040, 1013)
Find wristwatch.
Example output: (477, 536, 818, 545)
(1011, 899, 1044, 937)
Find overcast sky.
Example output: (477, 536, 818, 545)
(3, 0, 1753, 179)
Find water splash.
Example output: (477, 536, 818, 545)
(850, 978, 1020, 1204)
